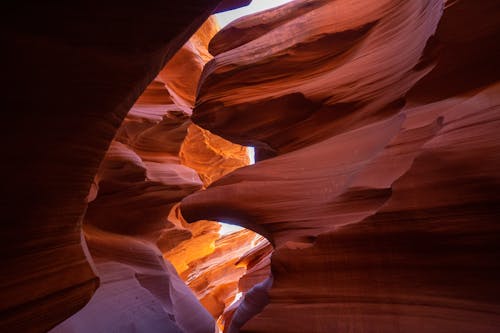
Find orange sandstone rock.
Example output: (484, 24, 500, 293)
(181, 124, 250, 186)
(182, 0, 500, 332)
(1, 2, 226, 331)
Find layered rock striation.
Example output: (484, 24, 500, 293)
(1, 2, 230, 331)
(182, 0, 500, 332)
(51, 14, 267, 333)
(2, 0, 499, 332)
(0, 1, 258, 331)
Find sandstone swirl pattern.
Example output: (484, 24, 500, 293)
(182, 0, 500, 332)
(50, 16, 262, 333)
(1, 1, 254, 331)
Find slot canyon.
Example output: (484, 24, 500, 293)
(1, 0, 499, 332)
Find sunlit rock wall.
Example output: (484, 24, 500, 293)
(182, 0, 500, 332)
(51, 14, 267, 333)
(3, 0, 498, 332)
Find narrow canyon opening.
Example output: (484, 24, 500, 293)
(49, 10, 276, 333)
(3, 1, 500, 333)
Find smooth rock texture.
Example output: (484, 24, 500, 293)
(52, 225, 214, 333)
(49, 18, 221, 333)
(0, 2, 231, 332)
(182, 0, 500, 332)
(193, 0, 443, 158)
(183, 230, 265, 318)
(181, 124, 250, 186)
(220, 242, 273, 333)
(3, 0, 499, 332)
(162, 204, 271, 330)
(49, 12, 261, 333)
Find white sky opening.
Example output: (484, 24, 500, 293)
(247, 146, 255, 165)
(219, 222, 245, 236)
(214, 0, 295, 28)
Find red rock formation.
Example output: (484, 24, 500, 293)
(49, 18, 219, 332)
(159, 204, 221, 271)
(181, 124, 250, 186)
(162, 206, 271, 330)
(216, 0, 252, 13)
(50, 10, 263, 332)
(0, 2, 231, 332)
(193, 0, 443, 158)
(0, 1, 256, 331)
(182, 0, 500, 332)
(52, 225, 215, 333)
(3, 0, 499, 332)
(220, 241, 273, 333)
(183, 231, 263, 317)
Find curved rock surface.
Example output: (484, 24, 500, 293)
(3, 0, 499, 332)
(50, 10, 261, 333)
(52, 225, 214, 333)
(193, 0, 443, 158)
(162, 203, 271, 330)
(183, 231, 265, 318)
(182, 0, 500, 332)
(49, 17, 222, 333)
(0, 2, 234, 331)
(181, 124, 250, 186)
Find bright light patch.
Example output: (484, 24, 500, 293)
(234, 291, 243, 303)
(215, 0, 294, 28)
(227, 291, 244, 309)
(219, 222, 245, 236)
(247, 146, 255, 165)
